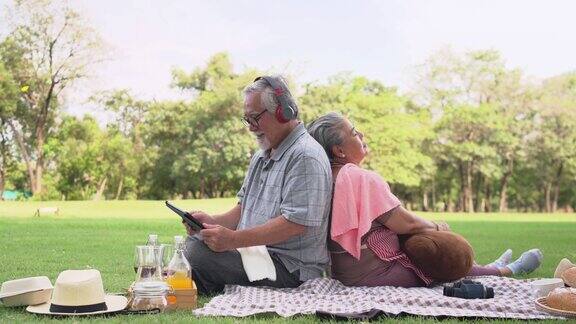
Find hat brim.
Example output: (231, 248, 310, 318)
(0, 288, 51, 299)
(26, 295, 127, 316)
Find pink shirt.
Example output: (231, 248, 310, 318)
(330, 164, 433, 286)
(331, 163, 401, 259)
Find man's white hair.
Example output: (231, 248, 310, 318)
(243, 75, 298, 115)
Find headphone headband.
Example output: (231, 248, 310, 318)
(254, 76, 297, 122)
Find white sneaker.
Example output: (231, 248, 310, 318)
(506, 248, 543, 275)
(487, 249, 513, 269)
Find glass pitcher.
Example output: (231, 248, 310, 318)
(134, 245, 164, 283)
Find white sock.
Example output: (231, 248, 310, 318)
(506, 248, 543, 275)
(487, 249, 513, 269)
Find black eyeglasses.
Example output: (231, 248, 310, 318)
(241, 110, 267, 128)
(351, 125, 358, 136)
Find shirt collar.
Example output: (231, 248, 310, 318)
(257, 123, 307, 162)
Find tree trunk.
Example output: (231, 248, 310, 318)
(431, 178, 437, 211)
(552, 163, 563, 213)
(33, 88, 51, 196)
(34, 162, 43, 194)
(466, 161, 474, 213)
(115, 177, 124, 200)
(0, 150, 5, 201)
(206, 181, 215, 198)
(200, 179, 205, 199)
(474, 173, 484, 212)
(447, 199, 454, 212)
(458, 163, 465, 212)
(0, 169, 4, 200)
(422, 190, 429, 211)
(498, 158, 513, 212)
(460, 161, 474, 213)
(8, 121, 37, 193)
(544, 182, 552, 213)
(484, 182, 492, 212)
(94, 176, 108, 201)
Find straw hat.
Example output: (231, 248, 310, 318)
(26, 269, 127, 316)
(0, 276, 53, 306)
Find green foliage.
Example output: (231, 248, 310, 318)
(50, 116, 105, 199)
(1, 10, 575, 211)
(523, 72, 576, 212)
(415, 47, 536, 212)
(301, 75, 434, 189)
(139, 53, 258, 199)
(0, 0, 103, 195)
(0, 61, 20, 194)
(42, 115, 140, 200)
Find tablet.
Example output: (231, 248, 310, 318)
(165, 201, 205, 231)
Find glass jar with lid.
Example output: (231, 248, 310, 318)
(130, 281, 171, 312)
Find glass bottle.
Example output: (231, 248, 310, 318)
(145, 234, 160, 271)
(166, 236, 194, 289)
(146, 234, 159, 246)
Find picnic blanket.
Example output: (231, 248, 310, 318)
(194, 276, 564, 320)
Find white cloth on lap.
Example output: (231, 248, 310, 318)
(237, 245, 276, 282)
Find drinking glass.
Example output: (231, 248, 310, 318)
(160, 244, 173, 278)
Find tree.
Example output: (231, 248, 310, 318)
(91, 89, 149, 198)
(529, 72, 576, 212)
(0, 0, 103, 196)
(0, 62, 20, 197)
(300, 74, 434, 206)
(414, 48, 531, 212)
(433, 104, 502, 212)
(48, 114, 137, 200)
(51, 115, 105, 200)
(141, 53, 258, 198)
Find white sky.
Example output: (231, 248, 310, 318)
(2, 0, 576, 119)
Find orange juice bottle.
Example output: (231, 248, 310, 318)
(166, 236, 194, 290)
(166, 271, 193, 289)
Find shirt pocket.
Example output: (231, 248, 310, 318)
(256, 170, 282, 215)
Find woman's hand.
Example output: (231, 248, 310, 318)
(433, 220, 451, 231)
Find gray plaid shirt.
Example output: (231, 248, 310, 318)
(237, 123, 332, 281)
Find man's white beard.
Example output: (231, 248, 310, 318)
(256, 134, 271, 151)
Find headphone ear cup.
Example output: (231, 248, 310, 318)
(275, 105, 290, 123)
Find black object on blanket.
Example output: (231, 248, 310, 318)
(316, 308, 385, 321)
(444, 279, 494, 299)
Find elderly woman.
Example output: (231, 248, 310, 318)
(307, 112, 542, 287)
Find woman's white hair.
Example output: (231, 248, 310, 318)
(243, 75, 298, 115)
(306, 112, 347, 162)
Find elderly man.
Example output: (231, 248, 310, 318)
(183, 75, 332, 295)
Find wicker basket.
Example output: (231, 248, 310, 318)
(535, 297, 576, 318)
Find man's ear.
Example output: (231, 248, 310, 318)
(331, 145, 344, 158)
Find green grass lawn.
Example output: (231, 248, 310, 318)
(1, 200, 574, 323)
